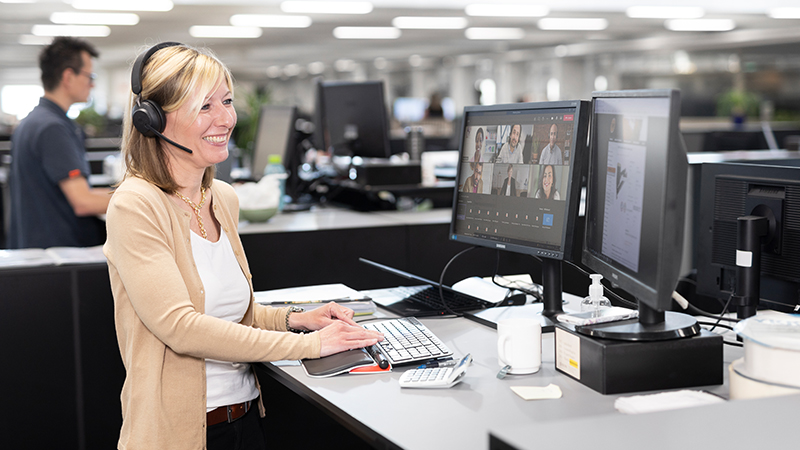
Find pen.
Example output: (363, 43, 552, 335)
(416, 357, 455, 369)
(365, 344, 389, 370)
(269, 296, 372, 305)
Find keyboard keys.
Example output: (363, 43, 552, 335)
(363, 318, 453, 366)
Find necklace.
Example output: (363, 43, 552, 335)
(174, 187, 207, 239)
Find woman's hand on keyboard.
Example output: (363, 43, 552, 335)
(288, 302, 358, 331)
(318, 321, 384, 357)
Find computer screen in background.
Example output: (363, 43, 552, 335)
(450, 100, 590, 325)
(251, 105, 297, 180)
(393, 97, 428, 123)
(314, 80, 391, 159)
(582, 89, 697, 339)
(696, 162, 800, 318)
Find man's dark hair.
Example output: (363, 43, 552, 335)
(39, 37, 99, 92)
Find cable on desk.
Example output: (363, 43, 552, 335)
(706, 293, 734, 332)
(685, 302, 740, 324)
(697, 321, 735, 332)
(438, 246, 478, 317)
(697, 320, 743, 347)
(490, 250, 542, 302)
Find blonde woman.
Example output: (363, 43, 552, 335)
(104, 43, 382, 450)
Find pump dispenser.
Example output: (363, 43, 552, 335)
(581, 274, 612, 312)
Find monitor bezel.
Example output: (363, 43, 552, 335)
(581, 89, 688, 313)
(448, 100, 590, 261)
(251, 104, 298, 181)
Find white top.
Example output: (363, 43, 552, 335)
(497, 142, 524, 164)
(539, 144, 563, 165)
(191, 230, 259, 411)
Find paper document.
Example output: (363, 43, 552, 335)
(255, 283, 376, 315)
(255, 283, 359, 303)
(614, 390, 724, 414)
(511, 384, 563, 400)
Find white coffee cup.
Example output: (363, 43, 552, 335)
(497, 318, 542, 375)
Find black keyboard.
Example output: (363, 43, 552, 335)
(396, 286, 492, 312)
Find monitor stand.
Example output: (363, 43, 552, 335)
(538, 258, 565, 331)
(574, 302, 701, 341)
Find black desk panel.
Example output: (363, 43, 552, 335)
(1, 267, 80, 449)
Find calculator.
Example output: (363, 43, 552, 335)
(398, 354, 472, 389)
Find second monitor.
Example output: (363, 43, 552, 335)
(450, 100, 590, 322)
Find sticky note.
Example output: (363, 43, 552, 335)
(511, 384, 563, 400)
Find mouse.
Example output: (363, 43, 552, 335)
(500, 293, 527, 306)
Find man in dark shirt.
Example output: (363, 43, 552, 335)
(8, 37, 110, 249)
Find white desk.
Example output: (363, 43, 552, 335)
(490, 393, 800, 450)
(258, 312, 745, 450)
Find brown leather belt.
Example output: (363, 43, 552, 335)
(207, 400, 252, 426)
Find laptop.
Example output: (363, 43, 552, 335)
(358, 258, 495, 317)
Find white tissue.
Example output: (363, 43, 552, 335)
(234, 175, 282, 210)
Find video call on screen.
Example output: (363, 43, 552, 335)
(453, 108, 577, 251)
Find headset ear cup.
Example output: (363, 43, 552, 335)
(132, 99, 166, 137)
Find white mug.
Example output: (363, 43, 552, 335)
(497, 318, 542, 375)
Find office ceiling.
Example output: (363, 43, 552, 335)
(1, 1, 800, 82)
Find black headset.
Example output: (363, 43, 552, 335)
(130, 42, 194, 154)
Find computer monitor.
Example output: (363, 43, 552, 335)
(581, 89, 699, 340)
(450, 100, 590, 321)
(314, 80, 391, 159)
(696, 162, 800, 319)
(393, 97, 428, 123)
(251, 105, 298, 180)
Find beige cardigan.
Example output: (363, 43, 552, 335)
(104, 177, 321, 450)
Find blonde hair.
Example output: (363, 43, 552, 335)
(121, 44, 234, 192)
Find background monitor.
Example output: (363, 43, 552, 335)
(393, 97, 428, 123)
(581, 89, 698, 340)
(695, 162, 800, 318)
(450, 100, 590, 321)
(314, 80, 391, 159)
(251, 105, 298, 180)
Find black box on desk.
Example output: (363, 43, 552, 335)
(554, 322, 723, 395)
(349, 160, 421, 186)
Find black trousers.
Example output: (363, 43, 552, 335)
(207, 403, 267, 450)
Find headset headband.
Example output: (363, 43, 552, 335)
(131, 41, 183, 96)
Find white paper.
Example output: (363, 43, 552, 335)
(452, 277, 509, 303)
(255, 283, 359, 304)
(614, 390, 724, 414)
(511, 384, 563, 400)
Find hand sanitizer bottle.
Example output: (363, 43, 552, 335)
(580, 274, 612, 312)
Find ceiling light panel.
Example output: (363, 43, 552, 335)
(626, 6, 704, 19)
(50, 12, 140, 26)
(229, 14, 312, 28)
(32, 24, 111, 37)
(538, 18, 609, 31)
(768, 8, 800, 19)
(465, 4, 548, 17)
(281, 1, 373, 15)
(665, 19, 736, 32)
(392, 17, 468, 30)
(189, 26, 262, 38)
(464, 27, 525, 40)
